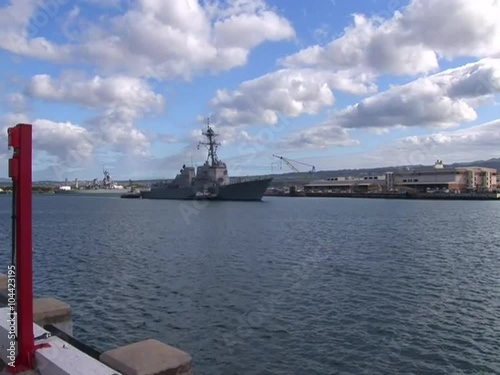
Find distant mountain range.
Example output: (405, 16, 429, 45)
(1, 158, 499, 186)
(447, 158, 500, 170)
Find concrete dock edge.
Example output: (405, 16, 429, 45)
(0, 273, 194, 374)
(0, 274, 6, 292)
(33, 297, 72, 337)
(100, 339, 193, 375)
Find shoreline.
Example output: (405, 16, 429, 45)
(265, 192, 500, 201)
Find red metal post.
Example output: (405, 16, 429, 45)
(8, 124, 35, 370)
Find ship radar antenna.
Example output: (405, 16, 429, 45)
(198, 116, 221, 166)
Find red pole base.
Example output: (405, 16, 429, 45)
(7, 344, 51, 374)
(7, 363, 33, 374)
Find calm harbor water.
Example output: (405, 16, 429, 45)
(0, 195, 499, 374)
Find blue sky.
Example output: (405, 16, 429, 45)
(0, 0, 499, 181)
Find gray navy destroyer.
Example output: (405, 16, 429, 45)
(141, 120, 272, 201)
(54, 170, 125, 197)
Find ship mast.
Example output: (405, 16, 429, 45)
(198, 117, 221, 166)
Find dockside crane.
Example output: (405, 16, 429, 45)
(272, 154, 316, 173)
(272, 154, 316, 195)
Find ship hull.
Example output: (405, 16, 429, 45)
(54, 189, 126, 197)
(208, 178, 273, 201)
(141, 178, 273, 201)
(140, 187, 197, 200)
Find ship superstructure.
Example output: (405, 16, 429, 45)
(54, 169, 125, 196)
(141, 119, 272, 201)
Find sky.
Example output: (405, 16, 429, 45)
(0, 0, 499, 181)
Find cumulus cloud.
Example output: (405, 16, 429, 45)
(334, 58, 500, 129)
(0, 113, 30, 158)
(0, 0, 295, 80)
(280, 0, 500, 76)
(32, 119, 95, 162)
(366, 119, 500, 168)
(290, 119, 500, 172)
(25, 73, 164, 114)
(187, 123, 267, 152)
(208, 1, 500, 130)
(3, 0, 500, 179)
(2, 93, 31, 113)
(0, 113, 94, 167)
(24, 72, 165, 156)
(83, 0, 124, 8)
(280, 124, 360, 150)
(210, 68, 377, 127)
(0, 0, 73, 62)
(85, 108, 152, 157)
(273, 59, 500, 154)
(0, 110, 163, 179)
(1, 112, 29, 128)
(145, 120, 285, 179)
(209, 58, 500, 130)
(281, 14, 438, 76)
(400, 0, 500, 58)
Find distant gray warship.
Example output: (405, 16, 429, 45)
(54, 170, 125, 197)
(141, 120, 272, 201)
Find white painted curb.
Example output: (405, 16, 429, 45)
(0, 308, 121, 375)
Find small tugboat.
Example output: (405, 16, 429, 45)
(121, 180, 142, 199)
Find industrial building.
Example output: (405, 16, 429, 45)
(304, 161, 498, 194)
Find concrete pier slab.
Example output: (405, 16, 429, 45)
(100, 339, 193, 375)
(33, 298, 72, 336)
(0, 274, 6, 291)
(0, 274, 195, 374)
(0, 307, 122, 375)
(0, 285, 73, 337)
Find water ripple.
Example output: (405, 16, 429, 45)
(0, 196, 499, 374)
